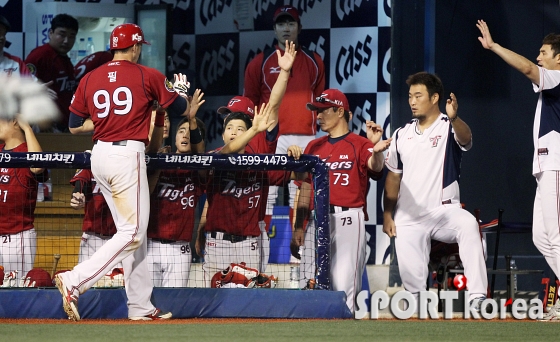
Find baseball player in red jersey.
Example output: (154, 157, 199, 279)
(219, 41, 296, 273)
(25, 14, 79, 132)
(147, 91, 206, 287)
(244, 5, 325, 231)
(55, 23, 190, 321)
(195, 104, 299, 286)
(74, 51, 113, 82)
(0, 15, 33, 79)
(69, 168, 117, 263)
(292, 89, 391, 313)
(0, 117, 48, 286)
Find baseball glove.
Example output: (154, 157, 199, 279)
(290, 242, 301, 260)
(211, 262, 259, 288)
(250, 273, 278, 288)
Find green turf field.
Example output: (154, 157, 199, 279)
(1, 319, 557, 342)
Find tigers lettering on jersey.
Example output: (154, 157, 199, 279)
(156, 175, 197, 209)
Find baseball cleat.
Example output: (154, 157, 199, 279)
(129, 308, 172, 321)
(54, 274, 80, 321)
(539, 301, 560, 321)
(469, 296, 486, 314)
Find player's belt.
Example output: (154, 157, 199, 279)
(442, 199, 452, 204)
(329, 205, 350, 214)
(93, 140, 128, 146)
(209, 231, 249, 243)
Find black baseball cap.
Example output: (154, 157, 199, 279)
(0, 15, 10, 31)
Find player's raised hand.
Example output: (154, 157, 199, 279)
(252, 103, 276, 133)
(70, 192, 85, 209)
(366, 120, 384, 144)
(476, 20, 495, 50)
(287, 145, 303, 160)
(188, 89, 205, 119)
(446, 92, 458, 120)
(277, 40, 297, 72)
(173, 73, 190, 97)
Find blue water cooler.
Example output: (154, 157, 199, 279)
(268, 206, 292, 263)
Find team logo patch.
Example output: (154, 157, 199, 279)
(430, 135, 442, 147)
(164, 78, 174, 92)
(26, 63, 36, 75)
(538, 148, 549, 155)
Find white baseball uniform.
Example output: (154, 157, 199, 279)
(385, 114, 488, 301)
(530, 67, 560, 278)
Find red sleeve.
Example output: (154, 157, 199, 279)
(243, 53, 264, 107)
(69, 73, 90, 118)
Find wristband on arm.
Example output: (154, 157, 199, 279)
(190, 128, 203, 144)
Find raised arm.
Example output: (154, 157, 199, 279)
(366, 120, 392, 172)
(266, 40, 297, 131)
(17, 117, 45, 174)
(445, 92, 472, 146)
(219, 103, 275, 154)
(187, 88, 206, 153)
(476, 20, 540, 85)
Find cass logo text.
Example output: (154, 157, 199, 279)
(199, 40, 235, 88)
(335, 35, 373, 85)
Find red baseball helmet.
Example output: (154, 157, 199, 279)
(110, 23, 150, 50)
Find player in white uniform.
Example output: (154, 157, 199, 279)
(477, 21, 560, 321)
(383, 72, 488, 311)
(292, 89, 391, 313)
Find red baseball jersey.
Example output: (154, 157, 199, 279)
(1, 52, 33, 78)
(148, 169, 203, 241)
(244, 46, 325, 136)
(0, 143, 47, 234)
(25, 44, 76, 126)
(204, 170, 287, 237)
(74, 51, 113, 82)
(70, 169, 117, 236)
(70, 60, 178, 144)
(246, 130, 277, 154)
(304, 133, 380, 208)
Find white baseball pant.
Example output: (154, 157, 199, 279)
(202, 233, 259, 287)
(147, 239, 191, 287)
(61, 140, 155, 318)
(532, 170, 560, 278)
(395, 204, 488, 302)
(0, 228, 36, 285)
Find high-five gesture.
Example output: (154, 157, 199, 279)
(277, 40, 297, 72)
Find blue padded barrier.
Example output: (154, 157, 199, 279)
(0, 288, 352, 319)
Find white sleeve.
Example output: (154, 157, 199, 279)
(533, 66, 560, 93)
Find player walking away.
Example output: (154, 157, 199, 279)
(383, 72, 488, 312)
(147, 90, 206, 287)
(244, 5, 325, 242)
(292, 89, 390, 313)
(56, 23, 190, 321)
(0, 15, 33, 79)
(476, 21, 560, 321)
(0, 116, 48, 287)
(25, 14, 78, 132)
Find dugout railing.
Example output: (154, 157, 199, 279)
(0, 151, 331, 290)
